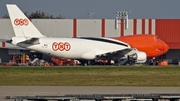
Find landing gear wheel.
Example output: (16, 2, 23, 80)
(128, 60, 135, 65)
(80, 60, 89, 66)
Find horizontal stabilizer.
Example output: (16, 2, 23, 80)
(19, 38, 40, 45)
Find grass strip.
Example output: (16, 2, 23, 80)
(0, 66, 180, 86)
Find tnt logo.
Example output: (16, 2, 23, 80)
(52, 42, 71, 51)
(14, 18, 29, 26)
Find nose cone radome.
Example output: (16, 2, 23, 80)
(163, 42, 169, 53)
(156, 39, 169, 57)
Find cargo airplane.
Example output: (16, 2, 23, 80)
(6, 4, 169, 65)
(113, 35, 169, 58)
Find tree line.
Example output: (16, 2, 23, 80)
(2, 10, 65, 19)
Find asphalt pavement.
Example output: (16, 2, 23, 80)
(1, 86, 180, 101)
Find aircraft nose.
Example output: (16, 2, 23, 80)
(163, 43, 169, 53)
(157, 39, 169, 55)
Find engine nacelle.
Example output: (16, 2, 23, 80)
(128, 51, 147, 63)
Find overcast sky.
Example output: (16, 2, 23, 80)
(0, 0, 180, 19)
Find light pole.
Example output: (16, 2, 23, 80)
(115, 11, 128, 29)
(87, 12, 94, 19)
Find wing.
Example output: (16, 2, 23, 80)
(81, 48, 136, 60)
(95, 48, 136, 59)
(95, 48, 147, 63)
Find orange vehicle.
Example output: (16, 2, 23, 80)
(113, 34, 169, 58)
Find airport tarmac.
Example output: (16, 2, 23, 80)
(1, 86, 180, 101)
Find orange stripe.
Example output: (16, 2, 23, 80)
(133, 19, 137, 35)
(73, 19, 77, 37)
(148, 19, 152, 34)
(101, 19, 105, 37)
(142, 19, 145, 34)
(121, 19, 124, 36)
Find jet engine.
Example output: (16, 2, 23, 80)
(128, 51, 147, 63)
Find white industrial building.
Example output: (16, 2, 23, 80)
(0, 18, 179, 64)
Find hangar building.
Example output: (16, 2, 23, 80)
(0, 18, 179, 64)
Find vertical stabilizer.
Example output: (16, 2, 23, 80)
(6, 4, 45, 38)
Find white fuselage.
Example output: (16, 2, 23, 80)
(17, 37, 130, 60)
